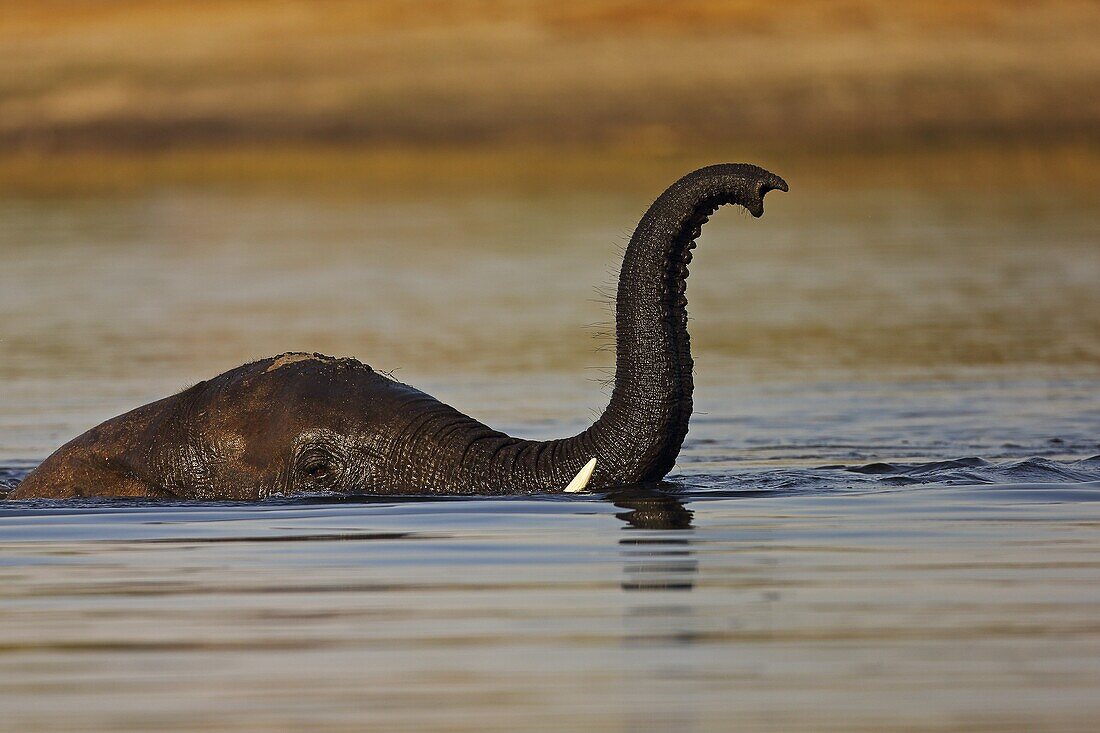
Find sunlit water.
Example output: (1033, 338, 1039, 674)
(2, 181, 1099, 731)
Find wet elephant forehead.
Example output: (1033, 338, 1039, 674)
(265, 353, 326, 372)
(263, 352, 372, 375)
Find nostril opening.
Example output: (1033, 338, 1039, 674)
(757, 178, 788, 198)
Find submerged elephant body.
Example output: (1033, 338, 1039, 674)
(11, 164, 787, 499)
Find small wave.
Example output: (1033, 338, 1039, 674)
(0, 461, 36, 497)
(843, 455, 1100, 485)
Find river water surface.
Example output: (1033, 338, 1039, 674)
(2, 177, 1099, 731)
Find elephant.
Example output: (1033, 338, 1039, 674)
(9, 163, 787, 500)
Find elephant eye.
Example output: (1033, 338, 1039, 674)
(303, 461, 331, 479)
(298, 451, 341, 485)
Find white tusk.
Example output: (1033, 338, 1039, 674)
(563, 457, 597, 493)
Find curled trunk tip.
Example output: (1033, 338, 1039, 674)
(749, 173, 789, 217)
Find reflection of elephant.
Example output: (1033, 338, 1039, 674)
(609, 488, 694, 530)
(12, 164, 786, 499)
(612, 490, 697, 598)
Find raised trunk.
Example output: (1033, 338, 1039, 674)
(398, 164, 786, 494)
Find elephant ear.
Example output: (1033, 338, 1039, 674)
(563, 458, 597, 493)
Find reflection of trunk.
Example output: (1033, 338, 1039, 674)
(613, 490, 697, 591)
(611, 489, 694, 530)
(400, 164, 786, 493)
(617, 489, 699, 733)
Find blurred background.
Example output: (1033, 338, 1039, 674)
(2, 1, 1099, 153)
(1, 0, 1099, 456)
(3, 1, 1099, 178)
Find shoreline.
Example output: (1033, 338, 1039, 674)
(3, 139, 1100, 195)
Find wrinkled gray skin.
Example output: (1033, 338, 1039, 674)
(11, 164, 786, 500)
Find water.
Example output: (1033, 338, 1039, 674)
(2, 179, 1100, 731)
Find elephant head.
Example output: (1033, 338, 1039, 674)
(11, 164, 786, 499)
